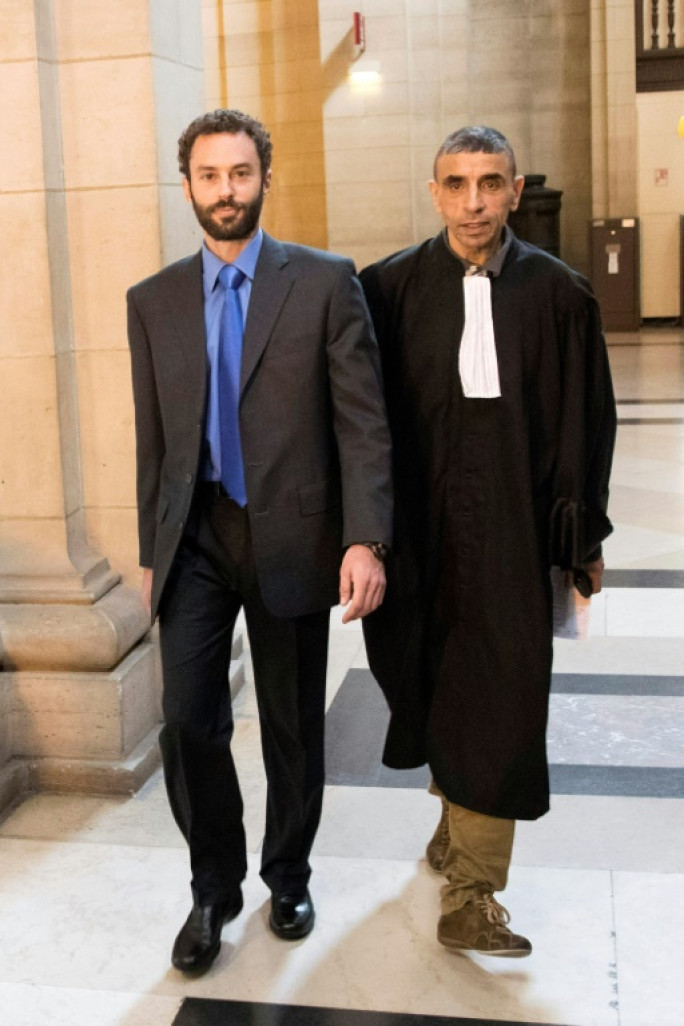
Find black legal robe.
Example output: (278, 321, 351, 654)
(360, 232, 616, 821)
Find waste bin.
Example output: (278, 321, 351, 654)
(590, 218, 640, 331)
(508, 175, 562, 257)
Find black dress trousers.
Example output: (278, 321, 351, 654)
(158, 486, 330, 905)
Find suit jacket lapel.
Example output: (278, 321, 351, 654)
(241, 233, 294, 392)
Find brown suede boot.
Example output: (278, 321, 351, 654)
(437, 891, 531, 957)
(425, 799, 449, 872)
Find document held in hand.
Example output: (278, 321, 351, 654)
(550, 566, 591, 640)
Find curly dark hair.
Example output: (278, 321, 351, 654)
(178, 109, 273, 179)
(433, 126, 516, 178)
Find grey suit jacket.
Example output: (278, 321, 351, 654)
(127, 233, 393, 621)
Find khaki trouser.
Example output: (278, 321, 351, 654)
(429, 780, 515, 914)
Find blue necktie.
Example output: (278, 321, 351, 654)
(218, 264, 247, 506)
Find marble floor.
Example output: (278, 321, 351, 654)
(1, 329, 683, 1026)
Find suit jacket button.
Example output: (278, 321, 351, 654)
(185, 473, 193, 484)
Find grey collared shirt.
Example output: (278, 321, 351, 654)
(444, 224, 513, 278)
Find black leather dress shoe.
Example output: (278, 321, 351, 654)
(269, 889, 315, 940)
(171, 892, 243, 974)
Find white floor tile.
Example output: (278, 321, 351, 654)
(614, 427, 684, 464)
(609, 490, 684, 537)
(609, 454, 684, 497)
(0, 984, 181, 1026)
(211, 862, 618, 1026)
(616, 403, 684, 419)
(603, 525, 684, 570)
(319, 788, 684, 875)
(552, 635, 684, 675)
(325, 630, 366, 709)
(602, 588, 684, 638)
(514, 795, 684, 873)
(316, 785, 437, 860)
(548, 693, 684, 767)
(586, 590, 608, 637)
(0, 774, 181, 849)
(613, 871, 683, 1026)
(0, 837, 620, 1025)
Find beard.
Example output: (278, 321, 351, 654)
(190, 186, 264, 241)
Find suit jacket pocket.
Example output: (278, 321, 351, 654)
(298, 478, 341, 516)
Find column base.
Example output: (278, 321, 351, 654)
(0, 634, 246, 816)
(27, 723, 163, 796)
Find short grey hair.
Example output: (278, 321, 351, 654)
(433, 126, 517, 178)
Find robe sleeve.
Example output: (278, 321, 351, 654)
(549, 281, 617, 568)
(358, 264, 390, 367)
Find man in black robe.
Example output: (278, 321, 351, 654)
(360, 126, 616, 958)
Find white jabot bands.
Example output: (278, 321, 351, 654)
(459, 275, 501, 399)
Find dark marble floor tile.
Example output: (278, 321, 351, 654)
(326, 670, 684, 796)
(552, 673, 684, 696)
(603, 569, 684, 588)
(617, 417, 684, 424)
(550, 764, 684, 798)
(173, 998, 571, 1026)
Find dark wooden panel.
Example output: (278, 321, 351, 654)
(589, 219, 641, 331)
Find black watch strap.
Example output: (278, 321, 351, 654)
(362, 541, 388, 562)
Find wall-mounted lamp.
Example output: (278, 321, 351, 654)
(349, 11, 381, 86)
(349, 59, 381, 85)
(679, 115, 684, 137)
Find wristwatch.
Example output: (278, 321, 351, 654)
(361, 541, 389, 563)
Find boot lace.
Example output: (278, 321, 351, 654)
(476, 892, 511, 927)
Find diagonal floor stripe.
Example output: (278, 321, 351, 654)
(603, 569, 684, 588)
(326, 670, 684, 797)
(549, 764, 684, 798)
(551, 674, 684, 696)
(173, 998, 577, 1026)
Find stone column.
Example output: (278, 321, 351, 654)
(590, 0, 638, 219)
(0, 0, 205, 814)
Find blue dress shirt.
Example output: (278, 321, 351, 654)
(201, 230, 264, 482)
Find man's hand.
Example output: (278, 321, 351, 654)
(339, 544, 386, 624)
(141, 567, 154, 616)
(565, 555, 605, 596)
(583, 555, 605, 594)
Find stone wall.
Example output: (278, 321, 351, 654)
(0, 0, 206, 815)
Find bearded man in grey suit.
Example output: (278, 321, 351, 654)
(127, 109, 392, 974)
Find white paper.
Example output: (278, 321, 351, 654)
(608, 251, 619, 275)
(551, 567, 591, 640)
